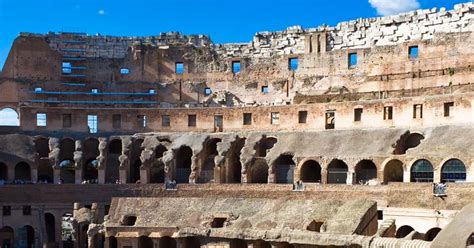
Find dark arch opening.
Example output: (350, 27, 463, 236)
(151, 144, 167, 183)
(410, 159, 433, 182)
(159, 236, 176, 248)
(425, 227, 441, 241)
(274, 154, 295, 184)
(83, 159, 98, 183)
(18, 225, 35, 248)
(0, 226, 14, 248)
(130, 160, 141, 184)
(300, 160, 321, 183)
(138, 236, 153, 248)
(226, 138, 245, 183)
(62, 213, 74, 248)
(441, 159, 466, 183)
(106, 139, 121, 184)
(15, 162, 31, 181)
(35, 137, 50, 158)
(253, 239, 271, 248)
(355, 160, 377, 184)
(155, 144, 167, 159)
(45, 213, 56, 243)
(183, 237, 200, 248)
(467, 233, 474, 246)
(0, 162, 7, 181)
(59, 139, 75, 162)
(38, 161, 53, 183)
(230, 239, 247, 248)
(383, 159, 404, 183)
(60, 160, 76, 184)
(396, 225, 414, 238)
(128, 139, 143, 183)
(393, 132, 424, 154)
(327, 159, 348, 184)
(198, 138, 221, 183)
(175, 146, 192, 183)
(250, 160, 268, 184)
(109, 236, 117, 248)
(256, 137, 277, 157)
(0, 108, 19, 126)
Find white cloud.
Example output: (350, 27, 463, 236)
(369, 0, 420, 16)
(98, 10, 105, 15)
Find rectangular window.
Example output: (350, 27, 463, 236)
(112, 114, 121, 129)
(383, 106, 393, 120)
(444, 102, 454, 117)
(2, 206, 11, 216)
(23, 206, 31, 216)
(175, 62, 184, 75)
(91, 88, 98, 94)
(137, 115, 147, 128)
(289, 57, 298, 71)
(271, 112, 280, 125)
(34, 87, 42, 93)
(325, 111, 335, 129)
(243, 113, 252, 125)
(36, 113, 47, 127)
(148, 89, 156, 94)
(87, 115, 98, 133)
(354, 108, 363, 122)
(348, 53, 357, 68)
(204, 87, 212, 96)
(188, 114, 197, 127)
(232, 61, 241, 74)
(162, 115, 171, 127)
(120, 68, 129, 75)
(261, 86, 269, 94)
(409, 46, 419, 59)
(62, 62, 72, 74)
(298, 111, 308, 124)
(413, 104, 423, 119)
(62, 114, 72, 128)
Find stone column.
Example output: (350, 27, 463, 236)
(346, 171, 355, 185)
(7, 165, 14, 181)
(97, 138, 108, 184)
(74, 140, 83, 184)
(321, 168, 328, 184)
(403, 170, 411, 183)
(31, 167, 38, 183)
(56, 212, 63, 248)
(119, 137, 132, 184)
(139, 148, 153, 184)
(48, 138, 61, 184)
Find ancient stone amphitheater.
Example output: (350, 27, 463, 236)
(0, 2, 473, 248)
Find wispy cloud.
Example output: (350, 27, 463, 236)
(369, 0, 420, 16)
(98, 9, 105, 15)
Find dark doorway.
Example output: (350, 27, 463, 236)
(300, 160, 321, 183)
(327, 159, 348, 184)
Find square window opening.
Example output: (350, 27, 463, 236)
(444, 102, 454, 117)
(289, 57, 298, 71)
(409, 46, 419, 59)
(325, 111, 335, 129)
(188, 114, 197, 127)
(162, 115, 171, 127)
(261, 86, 269, 94)
(413, 104, 423, 119)
(243, 113, 252, 125)
(298, 111, 308, 124)
(2, 206, 11, 216)
(112, 114, 121, 129)
(354, 108, 363, 122)
(87, 115, 98, 134)
(204, 87, 212, 96)
(137, 115, 147, 128)
(62, 62, 72, 74)
(34, 87, 43, 93)
(271, 112, 280, 125)
(383, 106, 393, 120)
(348, 53, 357, 68)
(148, 89, 156, 94)
(232, 61, 241, 74)
(63, 114, 72, 128)
(91, 88, 98, 94)
(36, 113, 47, 127)
(23, 206, 31, 216)
(175, 62, 184, 75)
(211, 217, 227, 228)
(120, 68, 129, 75)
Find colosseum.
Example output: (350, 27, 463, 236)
(0, 2, 474, 248)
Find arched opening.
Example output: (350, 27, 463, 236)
(60, 160, 76, 184)
(138, 236, 153, 248)
(0, 226, 14, 248)
(253, 240, 271, 248)
(0, 108, 19, 126)
(230, 239, 247, 248)
(109, 236, 117, 248)
(83, 159, 98, 183)
(425, 227, 441, 241)
(15, 162, 31, 181)
(182, 237, 200, 248)
(106, 139, 121, 183)
(226, 138, 245, 184)
(159, 236, 176, 248)
(18, 225, 35, 248)
(45, 213, 56, 244)
(300, 160, 321, 183)
(327, 159, 348, 184)
(0, 162, 7, 181)
(130, 160, 141, 184)
(467, 233, 474, 246)
(175, 146, 192, 183)
(383, 159, 404, 183)
(62, 213, 74, 248)
(150, 144, 167, 184)
(274, 154, 295, 184)
(393, 132, 424, 154)
(441, 159, 466, 183)
(129, 139, 144, 183)
(38, 161, 53, 183)
(396, 225, 414, 238)
(78, 224, 89, 248)
(59, 138, 75, 162)
(256, 137, 278, 157)
(35, 137, 50, 158)
(355, 160, 377, 184)
(198, 138, 221, 183)
(250, 160, 268, 184)
(410, 159, 433, 182)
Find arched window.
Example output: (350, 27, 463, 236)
(0, 162, 7, 181)
(175, 146, 192, 183)
(0, 108, 19, 126)
(441, 159, 466, 183)
(274, 154, 295, 184)
(327, 159, 348, 184)
(425, 227, 441, 241)
(410, 159, 433, 182)
(355, 160, 377, 184)
(15, 162, 31, 181)
(383, 159, 404, 183)
(60, 160, 75, 184)
(300, 160, 321, 183)
(396, 225, 414, 238)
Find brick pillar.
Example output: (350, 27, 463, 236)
(53, 168, 60, 184)
(31, 167, 38, 183)
(403, 170, 411, 183)
(7, 165, 14, 181)
(321, 169, 328, 184)
(346, 171, 355, 185)
(140, 167, 149, 184)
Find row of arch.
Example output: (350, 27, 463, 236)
(395, 225, 442, 242)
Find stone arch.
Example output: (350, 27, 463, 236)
(0, 107, 19, 126)
(198, 138, 221, 183)
(220, 138, 245, 184)
(19, 225, 35, 248)
(383, 159, 404, 183)
(44, 213, 56, 243)
(253, 240, 271, 248)
(396, 225, 414, 238)
(410, 159, 433, 182)
(0, 162, 7, 181)
(182, 237, 200, 248)
(159, 236, 176, 248)
(299, 160, 322, 183)
(425, 227, 441, 241)
(59, 160, 75, 184)
(15, 162, 31, 181)
(355, 160, 377, 184)
(83, 159, 98, 183)
(59, 138, 75, 162)
(441, 159, 466, 183)
(35, 137, 50, 158)
(467, 233, 474, 246)
(255, 137, 278, 157)
(393, 132, 424, 155)
(109, 236, 118, 248)
(327, 159, 348, 184)
(61, 213, 74, 248)
(273, 154, 295, 184)
(150, 144, 167, 184)
(0, 226, 14, 248)
(175, 146, 193, 183)
(250, 159, 268, 184)
(129, 139, 144, 183)
(105, 139, 121, 184)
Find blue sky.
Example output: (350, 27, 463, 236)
(0, 0, 467, 70)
